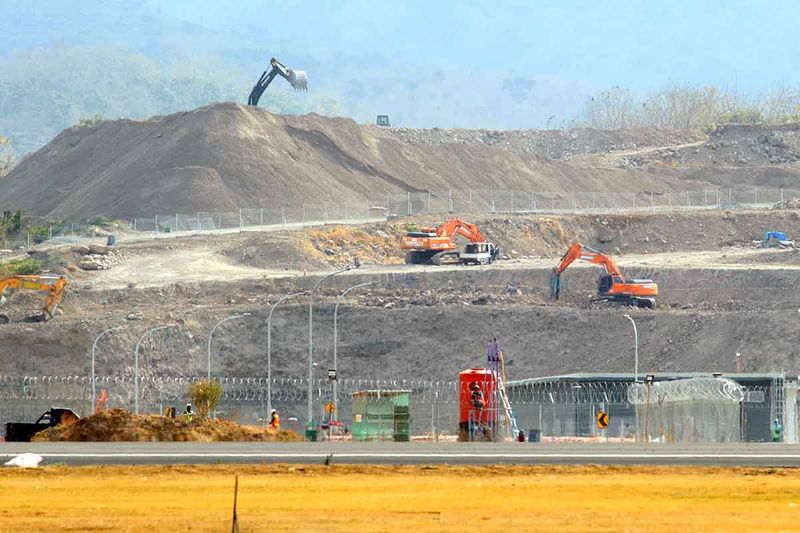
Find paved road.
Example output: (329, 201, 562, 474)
(3, 442, 800, 466)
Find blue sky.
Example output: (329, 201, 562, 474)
(3, 1, 800, 134)
(148, 0, 800, 92)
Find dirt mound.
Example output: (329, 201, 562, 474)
(32, 408, 302, 442)
(0, 103, 715, 221)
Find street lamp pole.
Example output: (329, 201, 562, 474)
(547, 114, 555, 130)
(623, 314, 639, 382)
(207, 313, 251, 381)
(308, 266, 351, 426)
(333, 282, 373, 419)
(267, 291, 308, 415)
(624, 313, 640, 442)
(91, 326, 124, 410)
(134, 324, 179, 414)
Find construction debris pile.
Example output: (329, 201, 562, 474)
(32, 408, 302, 442)
(387, 126, 704, 159)
(74, 244, 124, 271)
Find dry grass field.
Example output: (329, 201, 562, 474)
(1, 464, 799, 531)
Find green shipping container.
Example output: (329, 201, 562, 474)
(351, 390, 412, 441)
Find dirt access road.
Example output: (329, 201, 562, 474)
(88, 245, 797, 290)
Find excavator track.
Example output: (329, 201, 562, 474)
(431, 251, 460, 266)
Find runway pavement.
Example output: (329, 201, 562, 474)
(3, 442, 800, 466)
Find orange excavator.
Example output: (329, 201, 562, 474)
(401, 218, 499, 265)
(0, 275, 67, 324)
(550, 243, 657, 308)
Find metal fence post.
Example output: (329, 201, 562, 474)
(133, 218, 137, 231)
(217, 212, 222, 230)
(282, 207, 287, 225)
(491, 190, 496, 213)
(260, 208, 264, 226)
(531, 191, 535, 211)
(175, 214, 179, 232)
(781, 188, 785, 206)
(407, 192, 412, 215)
(448, 190, 453, 212)
(197, 212, 201, 230)
(592, 192, 596, 209)
(572, 192, 576, 210)
(427, 191, 432, 212)
(155, 215, 159, 233)
(239, 208, 243, 229)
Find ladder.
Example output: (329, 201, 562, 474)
(496, 375, 519, 439)
(774, 373, 786, 441)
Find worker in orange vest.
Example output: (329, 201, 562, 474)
(269, 409, 280, 431)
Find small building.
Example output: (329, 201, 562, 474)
(351, 390, 411, 441)
(506, 372, 793, 443)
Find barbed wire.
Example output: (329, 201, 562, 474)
(0, 374, 773, 407)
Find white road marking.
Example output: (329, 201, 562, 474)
(2, 453, 799, 459)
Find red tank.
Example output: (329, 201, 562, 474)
(458, 368, 497, 441)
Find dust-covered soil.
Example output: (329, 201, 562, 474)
(0, 464, 797, 532)
(3, 209, 800, 381)
(32, 408, 301, 442)
(9, 103, 800, 221)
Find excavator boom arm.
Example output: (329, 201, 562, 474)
(438, 218, 488, 243)
(553, 243, 622, 276)
(0, 275, 67, 321)
(248, 57, 308, 106)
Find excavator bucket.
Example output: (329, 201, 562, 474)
(288, 69, 308, 91)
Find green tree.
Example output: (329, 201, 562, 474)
(188, 379, 223, 419)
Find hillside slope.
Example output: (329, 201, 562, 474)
(0, 103, 708, 220)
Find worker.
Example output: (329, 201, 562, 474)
(185, 403, 194, 422)
(470, 382, 485, 413)
(773, 418, 783, 442)
(269, 409, 281, 431)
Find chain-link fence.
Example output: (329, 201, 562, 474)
(0, 374, 790, 443)
(7, 185, 800, 250)
(117, 186, 800, 237)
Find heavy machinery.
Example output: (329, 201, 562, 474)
(550, 243, 657, 308)
(760, 231, 795, 248)
(4, 407, 79, 442)
(0, 274, 67, 324)
(248, 57, 308, 106)
(401, 218, 499, 265)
